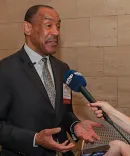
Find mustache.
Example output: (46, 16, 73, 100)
(46, 35, 59, 42)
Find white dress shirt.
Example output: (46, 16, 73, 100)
(24, 44, 55, 86)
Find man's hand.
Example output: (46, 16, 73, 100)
(35, 127, 75, 153)
(74, 120, 103, 143)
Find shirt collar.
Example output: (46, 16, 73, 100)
(24, 44, 49, 64)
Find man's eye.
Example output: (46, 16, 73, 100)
(45, 24, 52, 28)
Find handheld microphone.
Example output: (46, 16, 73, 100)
(64, 70, 130, 144)
(64, 70, 112, 124)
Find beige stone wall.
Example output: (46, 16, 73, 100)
(58, 0, 130, 121)
(1, 0, 130, 147)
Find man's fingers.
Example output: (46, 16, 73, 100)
(81, 134, 94, 143)
(92, 132, 100, 141)
(85, 133, 100, 142)
(85, 137, 94, 143)
(90, 121, 103, 128)
(45, 127, 61, 135)
(59, 142, 75, 153)
(46, 139, 75, 152)
(78, 129, 101, 143)
(61, 140, 70, 146)
(78, 133, 94, 143)
(54, 141, 75, 152)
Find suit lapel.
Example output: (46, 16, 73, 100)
(18, 48, 51, 105)
(50, 56, 62, 115)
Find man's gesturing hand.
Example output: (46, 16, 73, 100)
(74, 120, 102, 143)
(35, 127, 75, 153)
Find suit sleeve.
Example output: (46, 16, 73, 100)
(62, 93, 80, 134)
(0, 69, 36, 155)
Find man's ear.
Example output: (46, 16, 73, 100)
(23, 21, 32, 35)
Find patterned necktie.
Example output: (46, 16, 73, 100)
(42, 57, 56, 108)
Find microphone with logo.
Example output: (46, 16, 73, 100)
(64, 69, 130, 144)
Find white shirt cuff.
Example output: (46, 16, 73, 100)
(33, 133, 38, 147)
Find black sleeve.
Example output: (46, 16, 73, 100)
(0, 69, 36, 154)
(62, 98, 80, 130)
(62, 91, 80, 141)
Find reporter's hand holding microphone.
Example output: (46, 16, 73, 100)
(87, 99, 130, 156)
(88, 101, 130, 135)
(88, 101, 116, 119)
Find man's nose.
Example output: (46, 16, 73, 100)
(51, 26, 60, 36)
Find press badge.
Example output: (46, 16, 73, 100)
(63, 84, 71, 104)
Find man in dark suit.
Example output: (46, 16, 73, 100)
(0, 5, 102, 156)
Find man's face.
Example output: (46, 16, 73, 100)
(24, 7, 61, 56)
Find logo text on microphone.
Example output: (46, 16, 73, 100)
(66, 74, 73, 85)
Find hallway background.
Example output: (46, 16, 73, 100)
(1, 0, 130, 153)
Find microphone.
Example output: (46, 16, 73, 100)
(64, 70, 130, 144)
(64, 70, 112, 124)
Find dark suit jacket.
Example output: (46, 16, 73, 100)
(0, 47, 79, 156)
